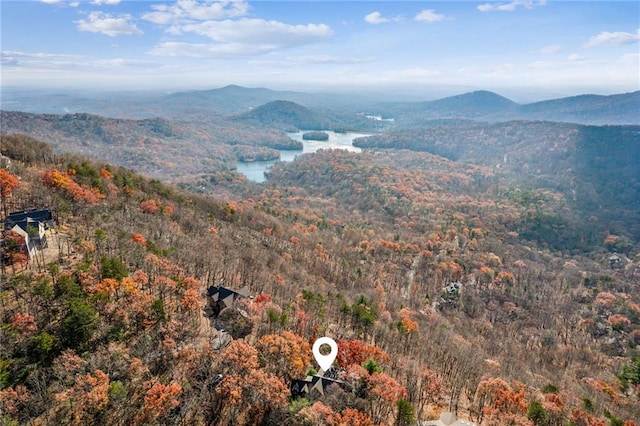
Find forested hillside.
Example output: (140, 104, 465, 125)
(353, 122, 640, 246)
(519, 92, 640, 125)
(0, 112, 301, 180)
(233, 100, 331, 131)
(1, 137, 638, 425)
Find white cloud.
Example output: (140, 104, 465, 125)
(40, 0, 80, 6)
(528, 60, 550, 69)
(148, 41, 268, 57)
(176, 18, 332, 46)
(477, 0, 546, 12)
(619, 52, 640, 63)
(76, 12, 143, 37)
(415, 9, 445, 23)
(1, 50, 158, 71)
(567, 53, 586, 62)
(165, 26, 184, 36)
(285, 55, 376, 66)
(482, 63, 517, 80)
(305, 66, 443, 88)
(584, 29, 640, 48)
(364, 12, 388, 25)
(2, 50, 83, 63)
(364, 11, 403, 24)
(246, 55, 375, 69)
(142, 0, 249, 25)
(381, 67, 442, 80)
(91, 0, 121, 5)
(92, 58, 160, 68)
(3, 50, 69, 58)
(148, 18, 333, 57)
(539, 44, 561, 54)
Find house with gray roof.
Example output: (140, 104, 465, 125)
(421, 412, 477, 426)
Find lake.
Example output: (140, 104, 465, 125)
(236, 131, 368, 183)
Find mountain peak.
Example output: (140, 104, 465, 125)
(436, 90, 517, 106)
(217, 84, 266, 93)
(419, 90, 517, 118)
(254, 100, 308, 110)
(235, 100, 328, 130)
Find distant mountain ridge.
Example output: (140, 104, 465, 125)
(519, 91, 640, 124)
(2, 98, 639, 245)
(164, 86, 640, 125)
(232, 100, 330, 131)
(162, 85, 305, 116)
(383, 90, 640, 126)
(3, 85, 637, 125)
(417, 90, 518, 117)
(230, 97, 393, 132)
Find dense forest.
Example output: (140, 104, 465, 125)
(353, 122, 640, 245)
(0, 111, 302, 180)
(0, 132, 638, 425)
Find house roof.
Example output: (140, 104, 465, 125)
(291, 374, 349, 398)
(4, 209, 53, 231)
(4, 219, 44, 235)
(421, 412, 477, 426)
(206, 284, 249, 301)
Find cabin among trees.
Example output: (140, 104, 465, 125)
(1, 208, 53, 268)
(205, 284, 250, 318)
(291, 374, 349, 398)
(422, 412, 478, 426)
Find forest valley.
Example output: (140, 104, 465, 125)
(0, 129, 639, 425)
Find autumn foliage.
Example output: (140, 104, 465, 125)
(53, 370, 110, 425)
(0, 168, 19, 199)
(43, 169, 104, 203)
(336, 339, 390, 368)
(1, 140, 639, 426)
(256, 331, 312, 379)
(138, 381, 182, 424)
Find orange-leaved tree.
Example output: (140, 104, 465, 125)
(474, 377, 532, 425)
(336, 339, 390, 368)
(256, 331, 312, 380)
(137, 381, 182, 424)
(0, 168, 19, 216)
(214, 340, 289, 426)
(53, 370, 110, 425)
(43, 169, 103, 204)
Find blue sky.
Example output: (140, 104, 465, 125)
(1, 1, 639, 97)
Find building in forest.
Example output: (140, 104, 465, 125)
(2, 208, 53, 260)
(205, 284, 250, 318)
(290, 373, 349, 398)
(421, 412, 477, 426)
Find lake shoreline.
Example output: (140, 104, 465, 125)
(236, 131, 369, 183)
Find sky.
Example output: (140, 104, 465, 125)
(1, 0, 639, 97)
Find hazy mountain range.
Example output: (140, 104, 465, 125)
(3, 85, 638, 125)
(3, 86, 639, 244)
(1, 84, 640, 425)
(2, 86, 638, 232)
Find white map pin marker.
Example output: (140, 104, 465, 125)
(312, 337, 338, 372)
